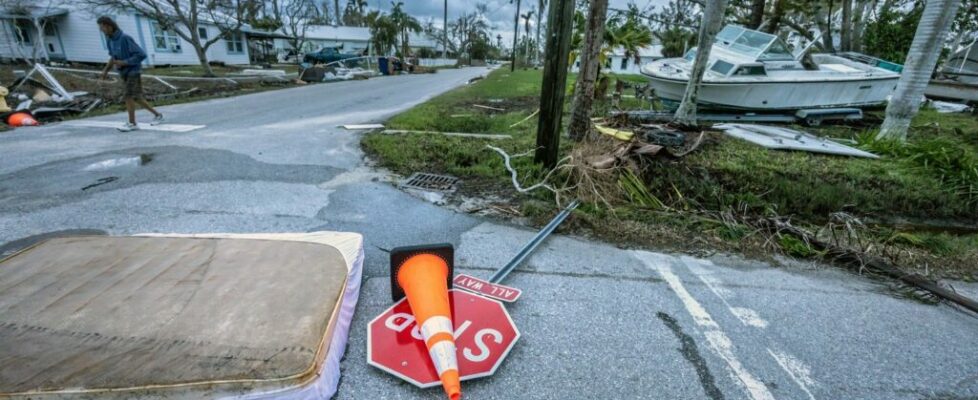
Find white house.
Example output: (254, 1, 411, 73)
(408, 31, 444, 56)
(571, 45, 664, 75)
(279, 25, 371, 54)
(0, 4, 251, 67)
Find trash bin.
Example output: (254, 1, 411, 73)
(378, 57, 391, 75)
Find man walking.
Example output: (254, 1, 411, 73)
(98, 16, 163, 132)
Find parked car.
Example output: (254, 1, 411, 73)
(303, 47, 359, 64)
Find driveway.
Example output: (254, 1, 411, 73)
(1, 67, 976, 400)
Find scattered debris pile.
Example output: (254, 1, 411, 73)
(1, 63, 301, 129)
(3, 64, 104, 127)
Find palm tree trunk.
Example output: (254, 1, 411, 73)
(817, 2, 836, 53)
(840, 0, 852, 51)
(673, 0, 729, 127)
(334, 0, 341, 25)
(877, 0, 962, 141)
(535, 0, 544, 64)
(748, 0, 765, 30)
(568, 0, 609, 141)
(850, 1, 868, 53)
(761, 0, 786, 34)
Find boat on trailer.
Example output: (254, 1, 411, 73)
(925, 40, 978, 103)
(640, 25, 901, 111)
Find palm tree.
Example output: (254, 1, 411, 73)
(602, 15, 653, 67)
(365, 10, 397, 56)
(389, 1, 422, 58)
(535, 0, 546, 64)
(567, 0, 609, 141)
(673, 0, 728, 127)
(877, 0, 962, 141)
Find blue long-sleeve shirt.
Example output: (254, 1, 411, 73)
(106, 30, 146, 76)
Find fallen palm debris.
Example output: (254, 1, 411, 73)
(760, 218, 978, 314)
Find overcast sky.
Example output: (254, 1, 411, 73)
(360, 0, 672, 48)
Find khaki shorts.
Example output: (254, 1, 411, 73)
(121, 73, 143, 100)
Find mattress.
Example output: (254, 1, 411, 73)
(0, 231, 364, 399)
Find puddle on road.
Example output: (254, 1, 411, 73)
(83, 154, 153, 171)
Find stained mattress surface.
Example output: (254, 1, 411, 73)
(0, 234, 355, 398)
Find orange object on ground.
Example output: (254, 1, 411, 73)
(7, 112, 39, 127)
(396, 253, 462, 400)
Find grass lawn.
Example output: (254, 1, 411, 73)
(364, 67, 978, 280)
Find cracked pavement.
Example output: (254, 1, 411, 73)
(1, 67, 977, 399)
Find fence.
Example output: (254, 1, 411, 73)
(414, 58, 457, 67)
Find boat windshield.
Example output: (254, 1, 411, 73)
(715, 25, 794, 61)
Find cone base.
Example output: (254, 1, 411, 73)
(440, 369, 461, 400)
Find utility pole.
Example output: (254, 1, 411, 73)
(534, 0, 574, 168)
(511, 0, 521, 71)
(443, 0, 448, 59)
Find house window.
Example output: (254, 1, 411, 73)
(198, 27, 208, 40)
(226, 32, 244, 54)
(152, 22, 181, 52)
(13, 20, 32, 44)
(620, 57, 629, 70)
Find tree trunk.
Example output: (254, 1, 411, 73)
(534, 0, 575, 168)
(567, 0, 609, 141)
(850, 1, 868, 52)
(511, 0, 521, 71)
(840, 0, 852, 52)
(443, 0, 448, 59)
(535, 1, 543, 64)
(747, 0, 765, 30)
(334, 0, 341, 25)
(818, 1, 836, 53)
(673, 0, 729, 127)
(194, 45, 216, 77)
(878, 0, 962, 141)
(761, 0, 785, 34)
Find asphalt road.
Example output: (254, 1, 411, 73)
(2, 67, 977, 400)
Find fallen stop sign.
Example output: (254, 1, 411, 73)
(368, 289, 520, 388)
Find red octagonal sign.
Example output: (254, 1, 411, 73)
(368, 289, 520, 388)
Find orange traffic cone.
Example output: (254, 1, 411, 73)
(7, 112, 39, 127)
(393, 247, 461, 400)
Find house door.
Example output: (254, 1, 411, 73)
(42, 22, 65, 60)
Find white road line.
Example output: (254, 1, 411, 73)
(635, 251, 776, 400)
(64, 120, 205, 133)
(681, 258, 817, 400)
(685, 259, 769, 329)
(767, 349, 818, 400)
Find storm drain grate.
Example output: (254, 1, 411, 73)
(400, 172, 459, 192)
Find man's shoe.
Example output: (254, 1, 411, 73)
(117, 122, 140, 132)
(150, 114, 164, 126)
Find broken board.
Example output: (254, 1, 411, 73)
(0, 232, 364, 399)
(714, 123, 879, 159)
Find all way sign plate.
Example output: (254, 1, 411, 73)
(367, 289, 520, 388)
(453, 273, 522, 302)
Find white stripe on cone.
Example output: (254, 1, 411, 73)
(428, 341, 459, 376)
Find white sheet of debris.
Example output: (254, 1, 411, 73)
(714, 123, 879, 159)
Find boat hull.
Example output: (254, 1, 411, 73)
(924, 79, 978, 103)
(642, 73, 898, 111)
